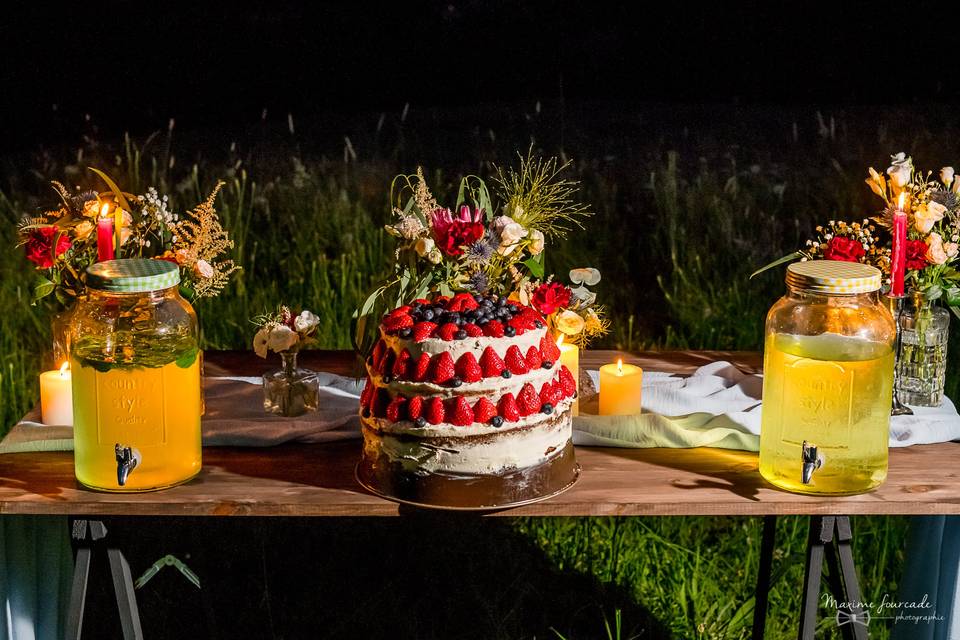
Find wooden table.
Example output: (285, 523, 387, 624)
(1, 349, 958, 517)
(2, 349, 953, 640)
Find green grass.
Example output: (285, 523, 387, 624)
(1, 108, 949, 638)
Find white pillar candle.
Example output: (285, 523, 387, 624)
(599, 359, 643, 416)
(40, 362, 73, 426)
(557, 336, 580, 416)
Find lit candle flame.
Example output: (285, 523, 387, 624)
(898, 192, 906, 211)
(617, 358, 623, 375)
(59, 361, 70, 376)
(99, 202, 110, 218)
(556, 334, 565, 348)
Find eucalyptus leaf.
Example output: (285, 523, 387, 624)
(88, 167, 133, 212)
(523, 256, 545, 278)
(925, 284, 943, 302)
(33, 277, 55, 302)
(750, 251, 803, 279)
(946, 286, 960, 307)
(175, 347, 199, 369)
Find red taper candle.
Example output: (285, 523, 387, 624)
(890, 193, 907, 297)
(96, 203, 115, 262)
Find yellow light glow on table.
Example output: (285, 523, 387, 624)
(40, 362, 73, 426)
(599, 359, 643, 416)
(557, 335, 580, 416)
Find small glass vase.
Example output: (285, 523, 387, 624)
(262, 351, 320, 417)
(896, 296, 950, 407)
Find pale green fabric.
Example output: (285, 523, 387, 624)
(572, 413, 759, 451)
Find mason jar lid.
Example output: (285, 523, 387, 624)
(86, 258, 180, 293)
(785, 260, 882, 295)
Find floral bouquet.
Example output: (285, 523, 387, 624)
(756, 152, 960, 309)
(252, 306, 321, 417)
(862, 153, 960, 308)
(355, 152, 608, 353)
(17, 168, 240, 307)
(252, 307, 320, 358)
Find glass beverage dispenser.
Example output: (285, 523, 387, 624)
(759, 260, 896, 495)
(70, 259, 202, 492)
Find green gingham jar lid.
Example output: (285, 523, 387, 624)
(86, 259, 180, 293)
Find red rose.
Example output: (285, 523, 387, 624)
(430, 206, 485, 257)
(24, 226, 71, 268)
(905, 239, 929, 271)
(531, 282, 572, 315)
(822, 236, 865, 263)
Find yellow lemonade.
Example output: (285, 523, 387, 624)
(759, 332, 894, 495)
(71, 342, 202, 492)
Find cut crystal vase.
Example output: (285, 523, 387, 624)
(262, 351, 320, 417)
(895, 297, 950, 407)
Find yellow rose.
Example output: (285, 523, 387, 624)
(73, 221, 94, 240)
(914, 201, 947, 234)
(555, 309, 585, 335)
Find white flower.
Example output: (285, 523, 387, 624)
(947, 242, 959, 259)
(569, 268, 601, 286)
(294, 310, 319, 333)
(555, 309, 586, 335)
(415, 237, 435, 258)
(887, 152, 913, 189)
(528, 229, 545, 255)
(927, 232, 950, 265)
(253, 327, 270, 359)
(497, 221, 528, 255)
(266, 325, 299, 353)
(193, 259, 214, 279)
(914, 201, 947, 234)
(389, 215, 425, 240)
(427, 248, 443, 264)
(569, 286, 597, 308)
(942, 167, 955, 188)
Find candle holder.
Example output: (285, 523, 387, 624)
(886, 294, 914, 416)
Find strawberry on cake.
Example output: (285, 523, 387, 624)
(357, 292, 579, 508)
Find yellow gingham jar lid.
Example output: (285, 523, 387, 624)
(786, 260, 882, 295)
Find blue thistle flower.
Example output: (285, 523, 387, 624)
(465, 235, 495, 264)
(467, 272, 489, 294)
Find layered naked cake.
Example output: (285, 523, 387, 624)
(357, 292, 579, 508)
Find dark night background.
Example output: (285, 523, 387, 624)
(1, 0, 956, 153)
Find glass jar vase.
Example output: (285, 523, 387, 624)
(263, 351, 319, 417)
(69, 259, 202, 492)
(759, 261, 896, 495)
(895, 295, 950, 407)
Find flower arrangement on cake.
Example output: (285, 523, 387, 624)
(355, 152, 606, 354)
(16, 168, 240, 306)
(354, 152, 604, 508)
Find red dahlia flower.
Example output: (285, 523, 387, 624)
(430, 205, 485, 256)
(24, 226, 71, 268)
(531, 282, 572, 315)
(822, 236, 865, 262)
(905, 239, 930, 271)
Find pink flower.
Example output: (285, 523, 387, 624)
(430, 206, 485, 256)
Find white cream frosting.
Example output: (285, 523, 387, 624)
(366, 406, 572, 475)
(382, 325, 548, 362)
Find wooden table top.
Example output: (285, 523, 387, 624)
(2, 349, 958, 517)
